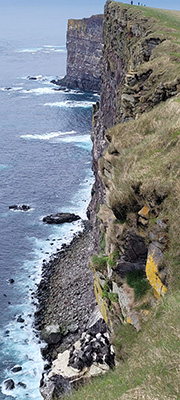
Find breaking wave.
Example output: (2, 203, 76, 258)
(44, 100, 95, 108)
(20, 131, 76, 141)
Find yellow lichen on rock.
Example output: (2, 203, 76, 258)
(94, 274, 112, 330)
(126, 316, 133, 325)
(138, 205, 150, 219)
(146, 250, 167, 297)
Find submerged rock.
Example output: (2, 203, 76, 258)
(9, 204, 30, 211)
(42, 213, 80, 224)
(27, 76, 37, 80)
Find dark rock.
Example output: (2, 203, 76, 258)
(27, 76, 37, 80)
(4, 379, 15, 390)
(9, 279, 15, 284)
(88, 318, 106, 336)
(115, 260, 146, 279)
(41, 325, 62, 345)
(44, 363, 51, 371)
(17, 382, 27, 389)
(17, 316, 25, 323)
(40, 374, 71, 400)
(43, 213, 80, 224)
(9, 204, 30, 211)
(11, 365, 22, 373)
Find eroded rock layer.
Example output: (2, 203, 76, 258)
(58, 15, 103, 92)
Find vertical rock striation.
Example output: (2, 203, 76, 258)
(57, 15, 103, 92)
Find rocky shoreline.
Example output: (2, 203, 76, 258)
(35, 221, 97, 366)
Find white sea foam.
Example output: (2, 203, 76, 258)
(0, 86, 23, 92)
(55, 134, 92, 152)
(20, 130, 76, 141)
(16, 47, 43, 53)
(43, 45, 66, 53)
(44, 100, 95, 108)
(55, 134, 90, 143)
(16, 45, 66, 54)
(21, 87, 59, 95)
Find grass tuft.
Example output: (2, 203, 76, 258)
(126, 270, 151, 300)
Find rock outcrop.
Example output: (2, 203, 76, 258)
(56, 15, 103, 92)
(42, 213, 80, 224)
(9, 204, 30, 211)
(40, 308, 115, 399)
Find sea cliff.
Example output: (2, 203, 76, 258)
(40, 2, 180, 399)
(56, 15, 103, 92)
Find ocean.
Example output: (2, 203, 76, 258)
(0, 38, 97, 399)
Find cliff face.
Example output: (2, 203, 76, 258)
(59, 15, 103, 92)
(40, 3, 180, 398)
(90, 1, 180, 330)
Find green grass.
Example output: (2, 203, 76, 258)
(126, 270, 151, 300)
(90, 254, 108, 270)
(99, 232, 106, 254)
(108, 251, 120, 267)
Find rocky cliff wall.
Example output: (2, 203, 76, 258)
(89, 1, 180, 330)
(58, 15, 103, 92)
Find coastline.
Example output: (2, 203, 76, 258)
(35, 220, 96, 365)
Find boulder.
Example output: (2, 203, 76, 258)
(4, 379, 15, 390)
(42, 213, 80, 224)
(41, 324, 62, 345)
(17, 382, 27, 389)
(17, 315, 25, 323)
(40, 374, 71, 400)
(11, 365, 22, 373)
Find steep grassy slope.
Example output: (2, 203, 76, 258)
(60, 4, 180, 400)
(100, 95, 180, 290)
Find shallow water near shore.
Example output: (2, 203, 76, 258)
(0, 40, 96, 399)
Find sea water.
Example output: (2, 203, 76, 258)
(0, 40, 96, 399)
